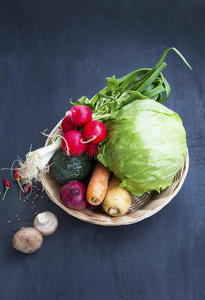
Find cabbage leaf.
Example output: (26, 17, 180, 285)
(98, 99, 187, 196)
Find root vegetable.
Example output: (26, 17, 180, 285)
(83, 120, 106, 144)
(60, 180, 87, 210)
(85, 143, 99, 157)
(12, 227, 43, 254)
(66, 105, 92, 127)
(102, 175, 131, 216)
(19, 136, 62, 184)
(61, 130, 87, 156)
(86, 162, 111, 205)
(61, 116, 75, 133)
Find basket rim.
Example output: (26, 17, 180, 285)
(41, 119, 189, 226)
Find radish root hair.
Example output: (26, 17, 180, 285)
(80, 136, 96, 144)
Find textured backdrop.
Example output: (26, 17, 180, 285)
(0, 1, 204, 299)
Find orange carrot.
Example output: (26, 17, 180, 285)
(86, 162, 111, 205)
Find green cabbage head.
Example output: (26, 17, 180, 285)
(98, 99, 187, 196)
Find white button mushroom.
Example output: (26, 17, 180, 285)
(12, 227, 43, 254)
(33, 211, 58, 236)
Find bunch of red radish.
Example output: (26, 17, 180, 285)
(61, 105, 106, 157)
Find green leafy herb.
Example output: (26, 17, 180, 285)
(73, 47, 192, 118)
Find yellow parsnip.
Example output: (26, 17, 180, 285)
(102, 175, 131, 216)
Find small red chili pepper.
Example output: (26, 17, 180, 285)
(24, 183, 32, 194)
(14, 166, 21, 180)
(14, 166, 24, 192)
(2, 178, 10, 201)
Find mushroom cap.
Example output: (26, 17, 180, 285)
(33, 211, 58, 236)
(12, 227, 43, 254)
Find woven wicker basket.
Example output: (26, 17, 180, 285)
(41, 120, 189, 226)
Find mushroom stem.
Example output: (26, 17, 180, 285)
(37, 212, 50, 225)
(33, 211, 58, 236)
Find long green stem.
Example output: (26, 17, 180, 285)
(74, 47, 192, 117)
(156, 47, 192, 70)
(2, 187, 9, 201)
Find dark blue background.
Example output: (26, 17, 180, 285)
(0, 1, 204, 299)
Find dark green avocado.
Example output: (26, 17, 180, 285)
(50, 149, 93, 184)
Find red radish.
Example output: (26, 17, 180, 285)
(61, 116, 75, 133)
(66, 105, 92, 127)
(61, 130, 87, 156)
(60, 180, 87, 210)
(83, 120, 106, 144)
(85, 143, 99, 157)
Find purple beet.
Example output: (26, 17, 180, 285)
(60, 181, 87, 210)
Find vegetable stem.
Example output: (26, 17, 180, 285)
(74, 47, 192, 116)
(156, 47, 192, 70)
(19, 137, 62, 184)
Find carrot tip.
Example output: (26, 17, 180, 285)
(91, 197, 98, 204)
